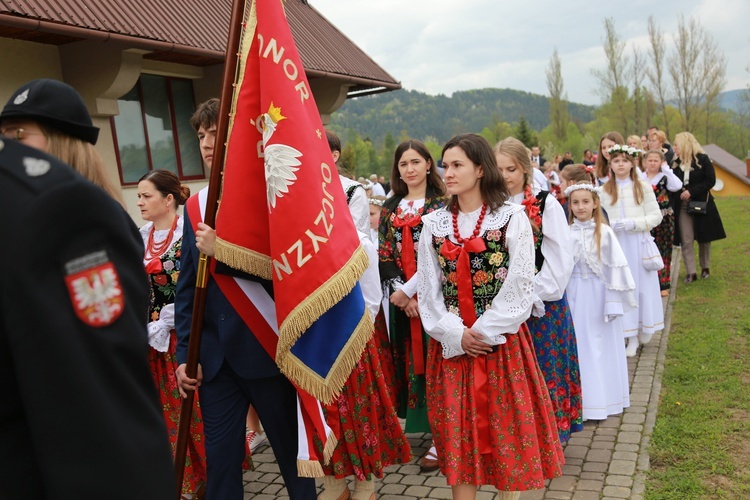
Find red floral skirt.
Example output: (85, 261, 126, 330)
(373, 308, 398, 407)
(148, 332, 207, 495)
(319, 336, 411, 480)
(425, 325, 564, 491)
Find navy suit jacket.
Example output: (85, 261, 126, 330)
(175, 207, 280, 382)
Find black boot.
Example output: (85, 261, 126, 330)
(684, 273, 698, 284)
(701, 268, 710, 279)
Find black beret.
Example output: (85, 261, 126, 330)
(0, 79, 100, 145)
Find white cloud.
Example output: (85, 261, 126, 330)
(311, 0, 750, 105)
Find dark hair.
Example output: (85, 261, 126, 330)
(442, 133, 508, 212)
(595, 131, 624, 180)
(139, 169, 190, 206)
(325, 130, 341, 154)
(390, 139, 446, 197)
(190, 98, 219, 132)
(583, 149, 592, 155)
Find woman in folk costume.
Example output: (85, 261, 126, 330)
(317, 230, 411, 500)
(378, 139, 447, 471)
(565, 182, 636, 420)
(598, 144, 664, 358)
(137, 170, 207, 499)
(418, 134, 563, 499)
(494, 137, 583, 444)
(643, 149, 683, 296)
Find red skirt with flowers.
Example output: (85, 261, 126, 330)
(373, 308, 398, 407)
(318, 336, 411, 480)
(148, 332, 207, 495)
(425, 325, 564, 491)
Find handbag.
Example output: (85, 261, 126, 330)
(642, 234, 664, 271)
(687, 192, 709, 215)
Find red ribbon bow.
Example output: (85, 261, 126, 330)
(439, 238, 486, 326)
(439, 236, 492, 455)
(145, 257, 163, 275)
(392, 214, 426, 374)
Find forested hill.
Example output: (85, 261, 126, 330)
(329, 88, 597, 145)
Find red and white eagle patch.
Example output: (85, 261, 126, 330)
(64, 251, 124, 327)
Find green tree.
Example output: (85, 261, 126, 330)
(592, 18, 630, 134)
(514, 116, 537, 148)
(647, 16, 671, 138)
(668, 15, 727, 136)
(546, 48, 569, 141)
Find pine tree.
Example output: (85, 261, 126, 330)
(514, 116, 537, 148)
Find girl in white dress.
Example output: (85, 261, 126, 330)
(599, 145, 664, 357)
(565, 182, 636, 421)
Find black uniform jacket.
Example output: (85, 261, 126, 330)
(0, 139, 174, 499)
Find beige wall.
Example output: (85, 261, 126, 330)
(1, 37, 351, 224)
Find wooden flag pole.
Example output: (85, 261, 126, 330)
(173, 0, 248, 497)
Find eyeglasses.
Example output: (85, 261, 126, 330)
(0, 127, 45, 141)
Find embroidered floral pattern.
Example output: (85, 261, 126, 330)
(650, 176, 675, 290)
(378, 195, 445, 433)
(146, 238, 207, 494)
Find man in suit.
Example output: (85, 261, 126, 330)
(0, 138, 174, 499)
(530, 145, 546, 168)
(559, 151, 574, 170)
(175, 98, 316, 500)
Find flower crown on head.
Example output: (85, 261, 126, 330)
(564, 182, 601, 197)
(369, 198, 384, 207)
(608, 144, 641, 157)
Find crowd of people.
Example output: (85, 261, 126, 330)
(0, 77, 726, 500)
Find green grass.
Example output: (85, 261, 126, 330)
(647, 196, 750, 499)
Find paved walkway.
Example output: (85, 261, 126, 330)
(243, 252, 681, 499)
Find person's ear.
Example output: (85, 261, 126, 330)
(331, 150, 340, 163)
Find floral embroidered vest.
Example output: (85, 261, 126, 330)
(379, 192, 446, 282)
(433, 228, 510, 321)
(652, 177, 672, 213)
(147, 239, 182, 323)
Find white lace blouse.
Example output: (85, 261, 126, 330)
(417, 203, 535, 359)
(510, 191, 573, 312)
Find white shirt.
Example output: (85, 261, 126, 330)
(510, 191, 573, 312)
(340, 175, 371, 237)
(532, 167, 548, 191)
(417, 204, 535, 359)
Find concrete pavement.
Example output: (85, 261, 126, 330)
(242, 252, 681, 499)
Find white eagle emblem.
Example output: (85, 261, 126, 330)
(13, 89, 29, 105)
(64, 259, 124, 327)
(262, 103, 301, 211)
(24, 157, 51, 177)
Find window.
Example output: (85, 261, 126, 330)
(113, 75, 204, 184)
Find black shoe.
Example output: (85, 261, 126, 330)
(701, 268, 710, 279)
(684, 273, 698, 284)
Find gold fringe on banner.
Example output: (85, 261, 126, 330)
(278, 306, 373, 405)
(278, 245, 369, 350)
(322, 431, 338, 464)
(214, 237, 273, 280)
(297, 459, 324, 478)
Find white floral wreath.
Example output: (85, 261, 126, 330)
(564, 182, 601, 197)
(369, 198, 384, 207)
(608, 144, 641, 157)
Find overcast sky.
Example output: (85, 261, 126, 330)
(311, 0, 750, 106)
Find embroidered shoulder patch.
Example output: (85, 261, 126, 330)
(64, 250, 124, 327)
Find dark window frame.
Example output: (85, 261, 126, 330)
(111, 75, 204, 185)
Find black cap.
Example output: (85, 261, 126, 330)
(0, 79, 99, 145)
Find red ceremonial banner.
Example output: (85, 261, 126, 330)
(214, 0, 370, 403)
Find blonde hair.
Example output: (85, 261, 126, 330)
(493, 137, 533, 188)
(603, 151, 645, 206)
(626, 135, 643, 150)
(567, 182, 606, 258)
(44, 127, 124, 206)
(673, 132, 705, 173)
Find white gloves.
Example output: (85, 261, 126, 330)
(611, 219, 636, 232)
